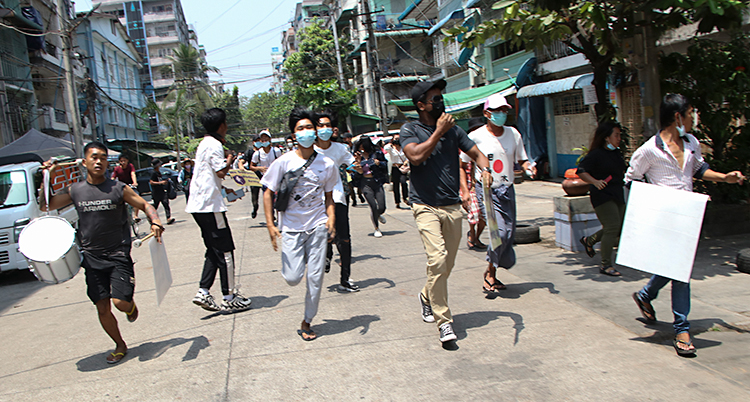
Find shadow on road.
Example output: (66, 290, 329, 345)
(452, 311, 525, 345)
(326, 277, 396, 293)
(76, 335, 210, 372)
(486, 281, 559, 300)
(314, 314, 381, 337)
(351, 254, 388, 263)
(0, 269, 45, 315)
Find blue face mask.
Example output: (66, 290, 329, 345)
(296, 129, 317, 148)
(605, 143, 617, 151)
(253, 142, 262, 148)
(259, 141, 270, 148)
(317, 127, 333, 141)
(489, 111, 507, 127)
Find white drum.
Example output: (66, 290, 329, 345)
(18, 216, 81, 284)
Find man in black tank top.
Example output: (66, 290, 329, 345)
(40, 142, 164, 364)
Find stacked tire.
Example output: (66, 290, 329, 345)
(737, 249, 750, 274)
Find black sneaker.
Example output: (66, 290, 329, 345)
(192, 292, 221, 312)
(419, 293, 435, 323)
(325, 257, 331, 273)
(167, 217, 176, 225)
(338, 280, 360, 292)
(439, 322, 457, 342)
(221, 293, 252, 312)
(251, 210, 257, 219)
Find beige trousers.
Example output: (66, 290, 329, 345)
(412, 203, 463, 327)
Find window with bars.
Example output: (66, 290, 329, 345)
(108, 56, 116, 83)
(433, 36, 461, 68)
(553, 93, 587, 115)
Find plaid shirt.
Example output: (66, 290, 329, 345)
(625, 133, 710, 191)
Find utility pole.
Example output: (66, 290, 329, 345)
(57, 0, 84, 157)
(361, 0, 388, 134)
(328, 2, 354, 134)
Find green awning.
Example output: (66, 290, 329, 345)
(389, 78, 516, 114)
(351, 113, 381, 121)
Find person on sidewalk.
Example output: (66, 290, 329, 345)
(262, 106, 338, 341)
(461, 117, 488, 251)
(462, 94, 536, 293)
(577, 122, 627, 277)
(178, 158, 193, 203)
(314, 110, 359, 292)
(187, 108, 252, 313)
(400, 79, 493, 345)
(627, 94, 745, 356)
(249, 130, 280, 219)
(40, 141, 164, 364)
(384, 134, 410, 209)
(111, 153, 141, 222)
(149, 159, 175, 225)
(352, 137, 388, 238)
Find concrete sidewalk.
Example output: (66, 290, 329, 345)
(0, 182, 748, 401)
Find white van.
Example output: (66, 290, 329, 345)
(0, 155, 79, 272)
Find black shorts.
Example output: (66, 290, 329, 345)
(83, 252, 135, 304)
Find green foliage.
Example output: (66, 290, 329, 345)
(241, 91, 295, 136)
(165, 43, 218, 113)
(445, 0, 747, 119)
(282, 18, 358, 124)
(214, 86, 247, 151)
(661, 33, 750, 203)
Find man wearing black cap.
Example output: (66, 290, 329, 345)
(400, 79, 493, 345)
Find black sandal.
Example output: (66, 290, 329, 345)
(580, 236, 596, 258)
(673, 338, 696, 356)
(599, 266, 622, 277)
(632, 292, 656, 322)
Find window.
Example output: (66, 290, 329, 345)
(161, 69, 173, 80)
(491, 41, 524, 61)
(0, 171, 29, 208)
(111, 20, 117, 36)
(553, 93, 587, 115)
(128, 68, 135, 89)
(108, 56, 116, 83)
(119, 64, 126, 85)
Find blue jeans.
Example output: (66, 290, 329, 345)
(638, 275, 690, 334)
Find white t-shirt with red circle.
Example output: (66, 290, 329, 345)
(461, 125, 527, 188)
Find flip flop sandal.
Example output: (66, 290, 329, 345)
(482, 278, 497, 293)
(297, 328, 317, 341)
(106, 351, 126, 364)
(126, 302, 139, 323)
(673, 338, 696, 356)
(599, 267, 622, 276)
(492, 278, 506, 290)
(632, 292, 656, 322)
(580, 236, 596, 258)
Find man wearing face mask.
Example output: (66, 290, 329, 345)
(461, 94, 535, 293)
(627, 94, 745, 357)
(249, 130, 280, 219)
(400, 79, 493, 345)
(314, 110, 359, 292)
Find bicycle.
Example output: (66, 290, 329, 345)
(127, 184, 140, 239)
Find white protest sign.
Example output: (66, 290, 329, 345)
(149, 237, 173, 306)
(615, 181, 709, 283)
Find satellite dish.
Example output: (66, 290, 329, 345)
(457, 47, 473, 66)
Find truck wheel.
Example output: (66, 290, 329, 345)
(514, 224, 540, 244)
(737, 249, 750, 274)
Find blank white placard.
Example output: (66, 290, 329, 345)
(616, 181, 709, 283)
(149, 237, 173, 306)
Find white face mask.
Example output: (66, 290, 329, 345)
(605, 143, 617, 151)
(676, 114, 688, 137)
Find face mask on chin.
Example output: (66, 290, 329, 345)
(605, 143, 617, 151)
(317, 127, 333, 141)
(296, 129, 317, 148)
(676, 115, 687, 137)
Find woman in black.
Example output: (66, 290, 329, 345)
(353, 137, 388, 237)
(577, 122, 627, 276)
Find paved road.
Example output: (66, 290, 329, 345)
(0, 181, 748, 401)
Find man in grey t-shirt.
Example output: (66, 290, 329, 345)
(400, 79, 493, 345)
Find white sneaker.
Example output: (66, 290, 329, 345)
(439, 322, 457, 342)
(192, 292, 221, 312)
(374, 229, 383, 238)
(221, 293, 252, 312)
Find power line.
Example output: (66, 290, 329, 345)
(198, 0, 245, 33)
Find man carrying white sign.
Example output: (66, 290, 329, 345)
(625, 94, 745, 357)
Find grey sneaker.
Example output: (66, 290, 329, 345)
(439, 322, 457, 342)
(221, 293, 252, 312)
(379, 215, 386, 224)
(193, 292, 221, 312)
(338, 280, 360, 293)
(419, 293, 435, 323)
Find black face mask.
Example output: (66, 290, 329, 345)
(428, 101, 445, 120)
(392, 139, 400, 146)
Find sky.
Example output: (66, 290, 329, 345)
(75, 0, 298, 98)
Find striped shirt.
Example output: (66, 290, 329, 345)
(624, 133, 709, 191)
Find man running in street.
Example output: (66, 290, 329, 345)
(40, 142, 164, 364)
(249, 130, 280, 219)
(149, 159, 175, 225)
(400, 79, 493, 345)
(187, 108, 252, 313)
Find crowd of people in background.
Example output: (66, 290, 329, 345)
(86, 80, 745, 358)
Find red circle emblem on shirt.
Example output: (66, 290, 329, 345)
(493, 159, 504, 173)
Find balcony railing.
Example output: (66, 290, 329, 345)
(537, 39, 579, 63)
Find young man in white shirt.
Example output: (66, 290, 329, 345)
(249, 130, 280, 219)
(628, 94, 745, 356)
(314, 110, 358, 292)
(262, 106, 337, 341)
(461, 93, 535, 293)
(187, 108, 251, 313)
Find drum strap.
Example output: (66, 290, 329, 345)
(43, 169, 50, 215)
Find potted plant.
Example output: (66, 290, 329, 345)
(562, 146, 589, 196)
